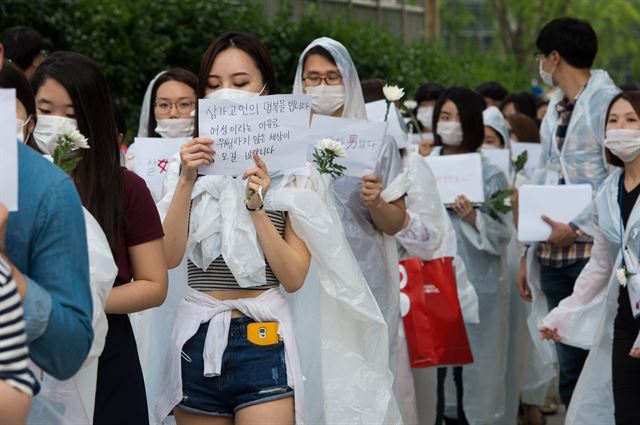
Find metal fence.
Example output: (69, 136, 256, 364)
(260, 0, 429, 42)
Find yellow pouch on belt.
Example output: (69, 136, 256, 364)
(247, 322, 280, 345)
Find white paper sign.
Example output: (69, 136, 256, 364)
(510, 142, 542, 179)
(366, 99, 408, 148)
(481, 148, 511, 179)
(0, 89, 18, 211)
(309, 115, 386, 177)
(197, 95, 311, 176)
(424, 153, 485, 205)
(133, 137, 187, 201)
(517, 184, 592, 242)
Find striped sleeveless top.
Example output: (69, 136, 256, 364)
(187, 210, 286, 291)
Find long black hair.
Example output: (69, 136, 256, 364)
(195, 32, 276, 137)
(432, 86, 485, 153)
(147, 67, 197, 137)
(31, 51, 124, 253)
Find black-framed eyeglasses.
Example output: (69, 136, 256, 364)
(154, 100, 196, 114)
(302, 73, 343, 87)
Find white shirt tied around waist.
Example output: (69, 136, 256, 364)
(156, 287, 305, 424)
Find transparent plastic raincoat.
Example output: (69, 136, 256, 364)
(292, 37, 408, 373)
(448, 157, 513, 424)
(133, 156, 402, 424)
(393, 150, 480, 425)
(541, 168, 634, 424)
(526, 70, 620, 378)
(28, 210, 116, 425)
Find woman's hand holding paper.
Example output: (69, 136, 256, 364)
(179, 138, 215, 182)
(361, 173, 383, 207)
(453, 194, 477, 228)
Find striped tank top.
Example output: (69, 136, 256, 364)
(187, 210, 286, 291)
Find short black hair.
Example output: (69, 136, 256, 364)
(500, 92, 540, 120)
(536, 17, 597, 69)
(360, 79, 385, 103)
(302, 45, 337, 69)
(476, 81, 508, 102)
(415, 82, 445, 104)
(1, 26, 44, 71)
(432, 87, 485, 153)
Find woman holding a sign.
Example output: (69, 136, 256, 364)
(293, 37, 408, 381)
(431, 87, 513, 424)
(125, 68, 198, 171)
(541, 92, 640, 424)
(30, 52, 169, 425)
(151, 32, 401, 425)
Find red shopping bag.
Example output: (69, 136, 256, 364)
(399, 257, 473, 368)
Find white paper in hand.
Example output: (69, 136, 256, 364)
(133, 137, 188, 201)
(365, 99, 408, 148)
(0, 89, 18, 211)
(517, 184, 592, 242)
(424, 153, 485, 205)
(198, 94, 311, 176)
(510, 142, 542, 179)
(308, 115, 386, 177)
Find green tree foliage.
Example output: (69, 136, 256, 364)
(1, 0, 529, 142)
(488, 0, 640, 85)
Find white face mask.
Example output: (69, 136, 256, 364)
(155, 118, 194, 138)
(437, 121, 463, 146)
(33, 115, 79, 155)
(305, 84, 345, 115)
(205, 84, 266, 100)
(539, 57, 555, 87)
(417, 106, 434, 128)
(482, 144, 500, 150)
(605, 129, 640, 163)
(16, 117, 29, 143)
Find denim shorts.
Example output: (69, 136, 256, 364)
(178, 316, 293, 416)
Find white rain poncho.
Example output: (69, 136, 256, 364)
(447, 157, 513, 424)
(483, 106, 510, 149)
(134, 156, 402, 425)
(292, 37, 366, 120)
(393, 150, 480, 425)
(28, 209, 116, 425)
(292, 37, 408, 374)
(525, 70, 620, 378)
(481, 106, 556, 424)
(540, 168, 630, 424)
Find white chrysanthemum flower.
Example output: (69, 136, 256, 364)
(317, 138, 347, 158)
(617, 268, 628, 287)
(503, 197, 511, 207)
(403, 100, 417, 110)
(61, 120, 90, 150)
(383, 85, 405, 102)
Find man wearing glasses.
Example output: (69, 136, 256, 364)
(516, 17, 619, 408)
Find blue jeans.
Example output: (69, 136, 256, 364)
(540, 259, 590, 408)
(179, 317, 293, 416)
